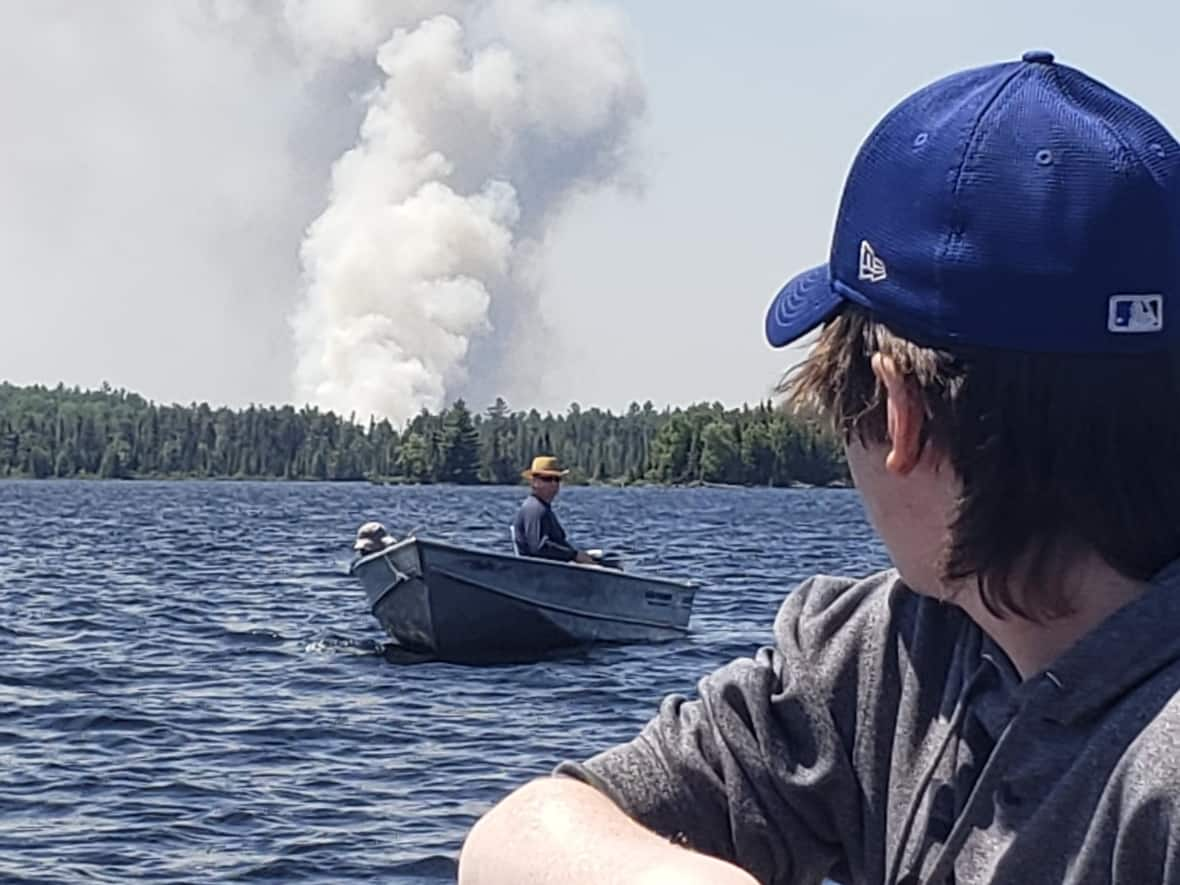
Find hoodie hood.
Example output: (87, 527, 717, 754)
(1014, 558, 1180, 726)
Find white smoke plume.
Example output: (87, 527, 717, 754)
(289, 1, 646, 424)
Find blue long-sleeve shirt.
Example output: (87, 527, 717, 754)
(512, 494, 578, 562)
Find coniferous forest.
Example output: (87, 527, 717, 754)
(0, 382, 848, 486)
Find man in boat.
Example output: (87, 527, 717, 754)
(513, 456, 596, 565)
(460, 52, 1180, 884)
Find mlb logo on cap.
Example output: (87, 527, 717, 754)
(1108, 295, 1164, 334)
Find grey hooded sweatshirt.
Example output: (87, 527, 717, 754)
(556, 562, 1180, 884)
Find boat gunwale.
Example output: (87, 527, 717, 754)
(352, 535, 699, 592)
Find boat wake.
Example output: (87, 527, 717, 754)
(302, 634, 386, 657)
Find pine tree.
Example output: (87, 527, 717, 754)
(440, 400, 481, 484)
(0, 382, 848, 486)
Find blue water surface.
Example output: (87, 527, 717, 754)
(0, 480, 886, 883)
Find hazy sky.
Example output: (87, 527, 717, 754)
(3, 1, 1177, 421)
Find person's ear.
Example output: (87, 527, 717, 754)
(871, 353, 924, 476)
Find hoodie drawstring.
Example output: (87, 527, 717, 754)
(885, 661, 998, 885)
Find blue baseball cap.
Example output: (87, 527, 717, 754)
(765, 51, 1180, 353)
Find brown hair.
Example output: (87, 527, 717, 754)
(783, 305, 1180, 621)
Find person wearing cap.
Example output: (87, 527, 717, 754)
(512, 456, 596, 565)
(459, 52, 1180, 885)
(352, 521, 396, 556)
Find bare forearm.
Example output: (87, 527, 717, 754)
(458, 776, 757, 885)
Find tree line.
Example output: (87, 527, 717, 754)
(0, 382, 847, 486)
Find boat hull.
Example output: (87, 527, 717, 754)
(351, 537, 695, 661)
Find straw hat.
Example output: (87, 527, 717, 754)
(521, 455, 570, 480)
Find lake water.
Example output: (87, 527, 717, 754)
(0, 480, 887, 883)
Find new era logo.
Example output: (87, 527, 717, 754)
(858, 240, 887, 283)
(1108, 295, 1164, 334)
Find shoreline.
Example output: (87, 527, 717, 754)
(0, 474, 852, 489)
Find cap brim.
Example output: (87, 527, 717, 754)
(765, 264, 843, 348)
